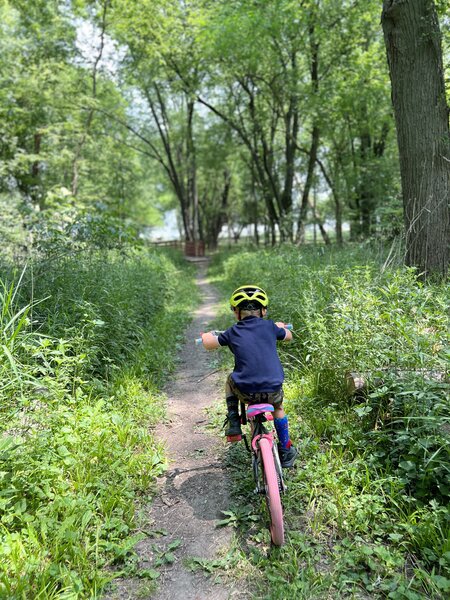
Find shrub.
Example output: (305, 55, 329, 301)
(210, 244, 449, 592)
(0, 247, 197, 597)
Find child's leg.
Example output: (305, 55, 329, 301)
(270, 389, 297, 467)
(273, 405, 292, 449)
(268, 389, 292, 449)
(224, 375, 242, 436)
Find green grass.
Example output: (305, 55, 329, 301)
(205, 244, 449, 599)
(0, 247, 198, 598)
(1, 241, 447, 598)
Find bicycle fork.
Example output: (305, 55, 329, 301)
(251, 436, 287, 495)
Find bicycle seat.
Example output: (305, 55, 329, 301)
(247, 403, 275, 418)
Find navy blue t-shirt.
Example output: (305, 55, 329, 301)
(218, 316, 287, 392)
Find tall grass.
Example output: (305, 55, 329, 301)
(208, 244, 449, 599)
(0, 247, 197, 598)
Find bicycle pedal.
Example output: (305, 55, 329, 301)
(226, 434, 242, 443)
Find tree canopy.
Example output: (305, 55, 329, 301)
(0, 0, 448, 274)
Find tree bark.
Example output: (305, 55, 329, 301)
(186, 100, 199, 242)
(296, 24, 320, 243)
(316, 156, 343, 245)
(382, 0, 449, 277)
(359, 130, 374, 238)
(251, 166, 260, 246)
(201, 169, 230, 249)
(296, 124, 320, 243)
(308, 199, 331, 244)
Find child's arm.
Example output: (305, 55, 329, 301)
(275, 322, 293, 342)
(201, 331, 221, 350)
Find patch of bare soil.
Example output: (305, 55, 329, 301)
(106, 262, 246, 600)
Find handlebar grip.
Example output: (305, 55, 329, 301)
(195, 330, 224, 345)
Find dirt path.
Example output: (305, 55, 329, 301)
(108, 261, 245, 600)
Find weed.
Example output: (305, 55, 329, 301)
(0, 247, 198, 597)
(208, 245, 449, 599)
(217, 508, 260, 528)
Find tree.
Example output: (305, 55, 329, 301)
(0, 1, 76, 210)
(0, 0, 160, 256)
(382, 0, 449, 277)
(197, 0, 305, 243)
(302, 0, 399, 244)
(110, 0, 207, 242)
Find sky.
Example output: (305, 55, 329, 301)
(74, 17, 123, 79)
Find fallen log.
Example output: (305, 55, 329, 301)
(346, 368, 447, 397)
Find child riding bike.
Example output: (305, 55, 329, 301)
(201, 285, 298, 468)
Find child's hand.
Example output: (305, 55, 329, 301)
(201, 331, 221, 350)
(276, 322, 293, 341)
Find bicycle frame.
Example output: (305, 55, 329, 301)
(246, 404, 287, 496)
(242, 402, 286, 545)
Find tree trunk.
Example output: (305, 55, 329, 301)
(251, 169, 260, 246)
(359, 130, 373, 238)
(297, 24, 321, 243)
(145, 81, 196, 242)
(296, 124, 320, 242)
(318, 221, 331, 245)
(280, 52, 300, 242)
(202, 169, 230, 250)
(31, 132, 44, 210)
(382, 0, 449, 277)
(316, 156, 343, 245)
(186, 100, 199, 242)
(308, 199, 331, 245)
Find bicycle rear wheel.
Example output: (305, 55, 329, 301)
(258, 437, 284, 546)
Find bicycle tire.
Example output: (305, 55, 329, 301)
(258, 437, 285, 546)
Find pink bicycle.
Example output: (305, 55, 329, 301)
(229, 401, 286, 546)
(196, 326, 292, 546)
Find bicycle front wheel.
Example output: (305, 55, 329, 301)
(258, 437, 285, 546)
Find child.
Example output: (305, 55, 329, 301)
(201, 285, 298, 468)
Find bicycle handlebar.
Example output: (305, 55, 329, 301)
(195, 323, 293, 345)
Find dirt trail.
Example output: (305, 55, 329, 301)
(108, 261, 245, 600)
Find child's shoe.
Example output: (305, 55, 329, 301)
(224, 412, 242, 437)
(278, 444, 298, 468)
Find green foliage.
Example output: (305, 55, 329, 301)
(0, 1, 165, 231)
(0, 247, 197, 597)
(23, 249, 176, 378)
(366, 376, 450, 501)
(210, 245, 449, 598)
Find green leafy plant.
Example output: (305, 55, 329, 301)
(209, 245, 449, 599)
(0, 247, 198, 598)
(216, 508, 259, 528)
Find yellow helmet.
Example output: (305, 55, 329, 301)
(230, 285, 269, 309)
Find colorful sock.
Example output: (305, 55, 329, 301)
(274, 416, 292, 449)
